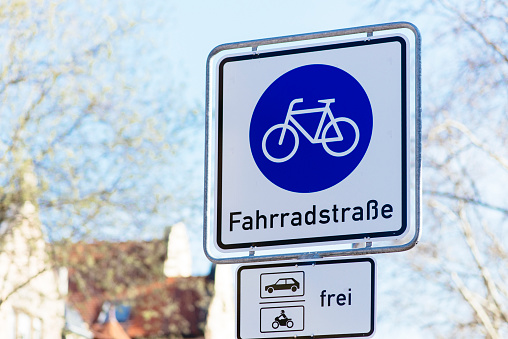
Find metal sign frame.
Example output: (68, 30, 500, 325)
(204, 22, 421, 264)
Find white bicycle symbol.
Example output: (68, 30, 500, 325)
(262, 98, 360, 163)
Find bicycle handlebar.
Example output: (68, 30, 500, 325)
(288, 98, 335, 114)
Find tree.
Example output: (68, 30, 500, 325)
(0, 0, 200, 310)
(374, 0, 508, 337)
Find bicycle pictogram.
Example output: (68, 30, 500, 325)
(249, 64, 373, 193)
(262, 98, 360, 163)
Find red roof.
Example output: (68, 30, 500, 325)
(63, 240, 213, 338)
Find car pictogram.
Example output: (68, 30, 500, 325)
(265, 278, 300, 293)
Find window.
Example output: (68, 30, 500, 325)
(13, 311, 42, 339)
(114, 304, 132, 323)
(7, 307, 15, 339)
(32, 318, 42, 339)
(17, 312, 31, 339)
(98, 301, 132, 324)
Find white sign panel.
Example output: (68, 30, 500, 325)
(214, 34, 409, 252)
(236, 258, 376, 338)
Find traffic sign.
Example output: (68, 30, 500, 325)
(236, 258, 376, 338)
(204, 22, 422, 262)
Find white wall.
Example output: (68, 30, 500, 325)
(0, 202, 65, 339)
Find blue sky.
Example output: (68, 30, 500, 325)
(161, 0, 390, 101)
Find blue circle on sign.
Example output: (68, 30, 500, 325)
(249, 64, 373, 193)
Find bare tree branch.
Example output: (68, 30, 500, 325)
(429, 119, 508, 171)
(451, 272, 500, 339)
(0, 267, 48, 308)
(424, 190, 508, 215)
(435, 0, 508, 63)
(457, 208, 508, 323)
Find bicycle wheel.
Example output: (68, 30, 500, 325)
(262, 124, 299, 163)
(321, 117, 359, 157)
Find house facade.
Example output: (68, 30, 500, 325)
(0, 200, 66, 339)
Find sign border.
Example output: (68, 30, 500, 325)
(216, 35, 408, 250)
(236, 257, 376, 339)
(204, 21, 422, 264)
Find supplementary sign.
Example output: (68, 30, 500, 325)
(212, 33, 410, 253)
(236, 257, 376, 338)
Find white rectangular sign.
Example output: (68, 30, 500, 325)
(236, 258, 376, 338)
(213, 33, 410, 253)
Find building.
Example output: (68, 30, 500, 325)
(63, 223, 219, 339)
(0, 197, 66, 338)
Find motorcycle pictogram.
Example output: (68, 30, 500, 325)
(271, 310, 294, 329)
